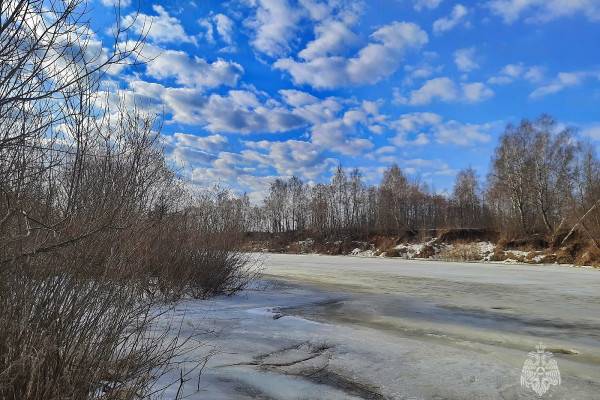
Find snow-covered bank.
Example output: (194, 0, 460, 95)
(155, 254, 600, 399)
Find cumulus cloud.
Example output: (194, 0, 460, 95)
(453, 47, 479, 72)
(402, 63, 443, 85)
(121, 81, 306, 133)
(164, 133, 229, 167)
(280, 90, 344, 124)
(311, 119, 374, 155)
(435, 120, 493, 146)
(214, 14, 235, 44)
(275, 21, 428, 89)
(172, 133, 228, 152)
(529, 71, 599, 98)
(298, 20, 359, 60)
(199, 91, 305, 133)
(186, 137, 339, 202)
(299, 0, 333, 21)
(199, 13, 236, 48)
(391, 112, 438, 146)
(122, 5, 196, 45)
(243, 139, 335, 179)
(141, 44, 243, 88)
(414, 0, 443, 11)
(279, 89, 320, 107)
(242, 0, 362, 58)
(101, 0, 131, 7)
(488, 63, 544, 84)
(390, 112, 493, 147)
(433, 4, 468, 34)
(462, 82, 494, 102)
(303, 101, 384, 156)
(489, 0, 600, 23)
(394, 77, 494, 105)
(394, 78, 458, 105)
(245, 0, 303, 57)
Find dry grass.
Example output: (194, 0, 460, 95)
(439, 243, 483, 262)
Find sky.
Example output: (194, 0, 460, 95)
(92, 0, 600, 201)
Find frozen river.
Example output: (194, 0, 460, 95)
(160, 254, 600, 399)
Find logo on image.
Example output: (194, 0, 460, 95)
(520, 343, 561, 397)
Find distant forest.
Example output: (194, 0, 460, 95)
(237, 115, 599, 246)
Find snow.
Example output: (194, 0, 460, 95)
(350, 248, 376, 257)
(154, 254, 600, 399)
(394, 242, 427, 258)
(504, 250, 530, 258)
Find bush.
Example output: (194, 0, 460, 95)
(0, 1, 257, 398)
(0, 266, 176, 400)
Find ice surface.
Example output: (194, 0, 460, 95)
(155, 254, 600, 399)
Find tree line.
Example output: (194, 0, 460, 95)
(247, 115, 599, 246)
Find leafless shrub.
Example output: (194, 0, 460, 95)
(131, 204, 260, 301)
(0, 1, 255, 398)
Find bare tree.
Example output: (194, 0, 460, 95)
(452, 167, 482, 228)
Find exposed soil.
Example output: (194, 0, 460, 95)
(242, 229, 600, 267)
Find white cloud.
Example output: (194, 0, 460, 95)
(298, 20, 359, 60)
(529, 71, 598, 98)
(186, 137, 339, 201)
(299, 0, 333, 21)
(311, 119, 374, 155)
(375, 145, 397, 155)
(402, 158, 457, 177)
(141, 44, 243, 89)
(275, 21, 428, 89)
(123, 5, 196, 45)
(390, 112, 494, 147)
(214, 14, 235, 44)
(197, 91, 306, 133)
(101, 0, 131, 7)
(433, 4, 468, 34)
(523, 66, 545, 83)
(306, 101, 383, 156)
(171, 133, 228, 152)
(122, 81, 306, 133)
(435, 120, 493, 146)
(453, 47, 479, 72)
(414, 0, 443, 11)
(245, 0, 303, 57)
(489, 0, 600, 23)
(279, 89, 319, 107)
(199, 18, 215, 43)
(394, 77, 457, 105)
(244, 139, 335, 179)
(167, 133, 228, 167)
(402, 63, 443, 85)
(394, 77, 494, 105)
(488, 63, 544, 84)
(581, 124, 600, 141)
(391, 112, 439, 146)
(281, 90, 344, 124)
(243, 0, 363, 58)
(462, 82, 494, 102)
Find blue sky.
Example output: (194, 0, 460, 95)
(93, 0, 600, 201)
